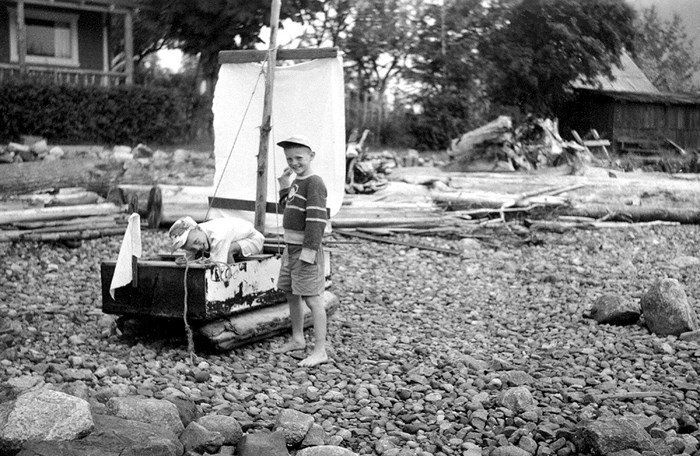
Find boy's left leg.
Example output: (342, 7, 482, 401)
(299, 293, 328, 367)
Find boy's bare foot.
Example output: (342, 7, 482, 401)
(273, 340, 306, 354)
(299, 349, 328, 367)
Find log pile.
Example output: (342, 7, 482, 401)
(0, 188, 130, 243)
(445, 116, 594, 174)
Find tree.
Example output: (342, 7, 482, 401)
(403, 0, 505, 149)
(634, 6, 700, 93)
(479, 0, 637, 116)
(134, 0, 321, 142)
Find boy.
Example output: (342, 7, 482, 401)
(169, 216, 264, 264)
(274, 134, 330, 367)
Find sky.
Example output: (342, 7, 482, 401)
(156, 19, 303, 73)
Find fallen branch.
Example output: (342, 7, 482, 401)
(583, 391, 667, 404)
(334, 229, 463, 256)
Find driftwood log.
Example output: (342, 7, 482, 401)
(449, 116, 513, 157)
(563, 204, 700, 224)
(197, 291, 339, 351)
(0, 159, 140, 196)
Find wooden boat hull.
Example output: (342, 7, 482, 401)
(102, 250, 332, 321)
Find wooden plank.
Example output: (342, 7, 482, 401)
(219, 48, 339, 64)
(582, 139, 610, 147)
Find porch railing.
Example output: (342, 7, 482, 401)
(0, 63, 127, 87)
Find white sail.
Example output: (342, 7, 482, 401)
(210, 56, 346, 234)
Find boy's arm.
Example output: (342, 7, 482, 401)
(300, 177, 328, 263)
(277, 168, 293, 208)
(232, 229, 265, 257)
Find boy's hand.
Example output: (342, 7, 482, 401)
(278, 167, 293, 188)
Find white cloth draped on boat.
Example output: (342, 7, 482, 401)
(210, 56, 346, 234)
(109, 213, 142, 299)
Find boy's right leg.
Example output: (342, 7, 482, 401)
(272, 292, 306, 353)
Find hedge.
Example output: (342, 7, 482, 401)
(0, 79, 193, 145)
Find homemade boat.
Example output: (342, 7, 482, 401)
(100, 0, 345, 351)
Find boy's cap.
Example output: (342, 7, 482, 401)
(169, 216, 197, 251)
(277, 134, 313, 151)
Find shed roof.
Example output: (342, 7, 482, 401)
(576, 88, 700, 106)
(573, 52, 660, 94)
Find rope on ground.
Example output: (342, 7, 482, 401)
(175, 256, 234, 361)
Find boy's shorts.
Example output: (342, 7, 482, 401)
(277, 244, 325, 296)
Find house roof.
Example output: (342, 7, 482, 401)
(15, 0, 138, 11)
(572, 52, 660, 94)
(576, 88, 700, 106)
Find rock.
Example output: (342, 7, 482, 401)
(196, 414, 242, 445)
(589, 294, 640, 325)
(274, 408, 315, 447)
(30, 139, 49, 157)
(45, 146, 65, 161)
(670, 255, 700, 269)
(499, 387, 536, 414)
(641, 278, 698, 336)
(300, 423, 326, 447)
(179, 421, 224, 454)
(500, 370, 535, 387)
(235, 430, 289, 456)
(106, 396, 184, 436)
(678, 414, 698, 434)
(490, 445, 531, 456)
(112, 145, 133, 162)
(17, 413, 183, 456)
(133, 143, 154, 159)
(296, 445, 358, 456)
(0, 389, 93, 454)
(6, 375, 44, 391)
(680, 329, 700, 344)
(166, 396, 200, 428)
(574, 417, 655, 455)
(173, 149, 190, 164)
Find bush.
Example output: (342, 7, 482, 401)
(0, 79, 193, 145)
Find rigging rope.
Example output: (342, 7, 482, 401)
(176, 255, 233, 359)
(204, 52, 271, 221)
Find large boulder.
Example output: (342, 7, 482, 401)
(236, 430, 289, 456)
(0, 389, 93, 454)
(179, 421, 224, 454)
(16, 413, 183, 456)
(589, 294, 640, 325)
(106, 396, 184, 436)
(574, 417, 656, 454)
(196, 414, 243, 446)
(641, 279, 698, 336)
(274, 409, 315, 447)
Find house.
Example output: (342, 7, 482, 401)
(559, 52, 700, 154)
(0, 0, 136, 86)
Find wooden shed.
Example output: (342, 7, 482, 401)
(559, 53, 700, 155)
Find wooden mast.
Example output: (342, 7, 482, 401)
(254, 0, 281, 233)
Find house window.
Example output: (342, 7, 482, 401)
(8, 8, 79, 67)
